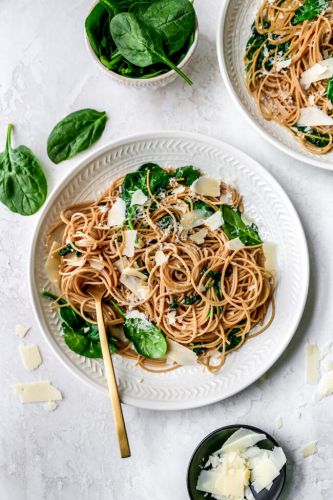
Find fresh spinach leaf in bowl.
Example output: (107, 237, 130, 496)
(85, 0, 196, 84)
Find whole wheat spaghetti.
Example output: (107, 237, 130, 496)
(45, 165, 275, 373)
(244, 0, 333, 154)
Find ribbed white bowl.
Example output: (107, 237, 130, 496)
(217, 0, 333, 170)
(29, 132, 309, 410)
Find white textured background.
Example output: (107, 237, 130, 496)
(1, 1, 333, 499)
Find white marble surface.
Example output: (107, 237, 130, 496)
(1, 1, 333, 499)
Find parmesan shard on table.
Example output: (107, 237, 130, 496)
(15, 325, 30, 338)
(306, 343, 320, 384)
(12, 381, 62, 403)
(19, 343, 42, 371)
(302, 441, 318, 458)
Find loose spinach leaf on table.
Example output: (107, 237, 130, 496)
(221, 205, 262, 245)
(293, 125, 330, 148)
(124, 317, 167, 359)
(139, 0, 195, 55)
(0, 124, 47, 216)
(110, 12, 192, 85)
(292, 0, 328, 25)
(47, 109, 108, 164)
(173, 165, 200, 186)
(42, 290, 118, 358)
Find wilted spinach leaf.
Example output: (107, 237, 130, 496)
(292, 0, 328, 25)
(293, 125, 330, 148)
(221, 205, 262, 245)
(124, 316, 167, 358)
(173, 165, 200, 186)
(184, 294, 201, 305)
(327, 77, 333, 101)
(42, 290, 118, 358)
(193, 200, 215, 218)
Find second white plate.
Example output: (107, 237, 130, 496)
(217, 0, 333, 171)
(29, 132, 309, 410)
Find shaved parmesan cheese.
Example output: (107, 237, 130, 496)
(122, 267, 148, 281)
(308, 95, 315, 106)
(191, 176, 220, 197)
(189, 227, 208, 244)
(205, 211, 223, 231)
(45, 241, 62, 286)
(12, 381, 62, 403)
(197, 452, 250, 499)
(167, 310, 177, 325)
(180, 209, 206, 229)
(123, 230, 137, 258)
(167, 339, 197, 365)
(126, 309, 147, 321)
(240, 212, 253, 226)
(15, 325, 30, 338)
(275, 415, 283, 429)
(301, 58, 333, 89)
(131, 189, 148, 206)
(222, 428, 266, 453)
(321, 358, 333, 372)
(307, 343, 320, 384)
(172, 186, 185, 195)
(107, 198, 126, 227)
(120, 273, 149, 300)
(98, 204, 109, 214)
(65, 257, 86, 267)
(263, 242, 277, 273)
(318, 370, 333, 399)
(276, 58, 291, 72)
(155, 250, 168, 266)
(89, 260, 104, 271)
(226, 238, 245, 251)
(297, 106, 333, 127)
(302, 441, 317, 458)
(44, 401, 57, 412)
(251, 455, 280, 493)
(19, 344, 42, 371)
(197, 428, 286, 499)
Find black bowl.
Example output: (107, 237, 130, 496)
(187, 424, 286, 500)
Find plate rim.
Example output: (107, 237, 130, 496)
(28, 130, 309, 410)
(216, 0, 333, 172)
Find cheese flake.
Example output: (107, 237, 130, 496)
(167, 310, 177, 326)
(120, 273, 148, 300)
(276, 58, 291, 72)
(189, 227, 208, 245)
(19, 343, 42, 371)
(107, 198, 126, 227)
(302, 441, 318, 458)
(190, 176, 220, 197)
(297, 106, 333, 127)
(12, 381, 62, 403)
(318, 370, 333, 399)
(222, 428, 266, 453)
(167, 339, 197, 366)
(45, 241, 62, 286)
(131, 189, 148, 206)
(89, 260, 104, 271)
(126, 309, 147, 321)
(44, 401, 58, 412)
(123, 230, 137, 258)
(15, 325, 30, 338)
(205, 211, 223, 231)
(306, 343, 320, 384)
(263, 242, 278, 273)
(226, 237, 245, 251)
(301, 58, 333, 89)
(155, 250, 168, 266)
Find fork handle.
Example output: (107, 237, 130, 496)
(95, 298, 131, 458)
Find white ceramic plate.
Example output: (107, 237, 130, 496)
(29, 132, 309, 410)
(217, 0, 333, 171)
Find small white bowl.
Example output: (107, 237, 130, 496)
(84, 3, 199, 89)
